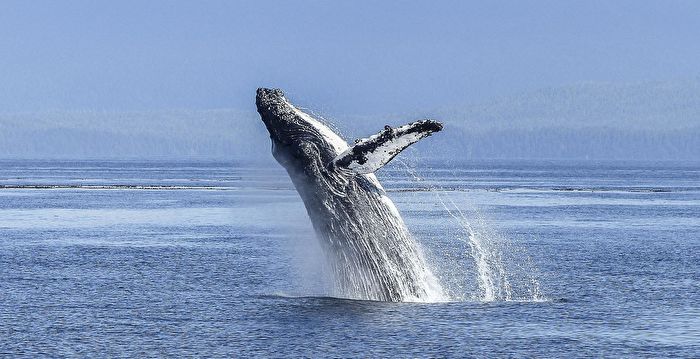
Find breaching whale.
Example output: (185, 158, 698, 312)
(256, 88, 444, 302)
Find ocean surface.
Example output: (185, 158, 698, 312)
(1, 159, 698, 357)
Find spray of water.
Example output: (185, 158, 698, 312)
(396, 159, 545, 302)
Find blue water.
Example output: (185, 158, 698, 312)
(1, 160, 698, 357)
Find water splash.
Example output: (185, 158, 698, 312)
(396, 159, 545, 302)
(440, 199, 545, 302)
(445, 205, 510, 301)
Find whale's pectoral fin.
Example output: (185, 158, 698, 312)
(333, 119, 443, 174)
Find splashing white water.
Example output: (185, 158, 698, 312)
(437, 195, 518, 301)
(396, 159, 545, 302)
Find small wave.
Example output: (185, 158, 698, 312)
(551, 297, 571, 303)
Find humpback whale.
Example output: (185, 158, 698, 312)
(256, 88, 444, 302)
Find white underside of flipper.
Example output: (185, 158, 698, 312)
(333, 120, 443, 174)
(342, 131, 425, 174)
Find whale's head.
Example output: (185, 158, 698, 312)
(255, 88, 347, 174)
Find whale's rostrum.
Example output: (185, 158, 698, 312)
(256, 88, 445, 302)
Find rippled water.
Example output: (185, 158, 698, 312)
(1, 160, 698, 357)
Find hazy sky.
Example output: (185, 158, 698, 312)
(2, 0, 700, 115)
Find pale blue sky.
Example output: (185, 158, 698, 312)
(2, 0, 699, 114)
